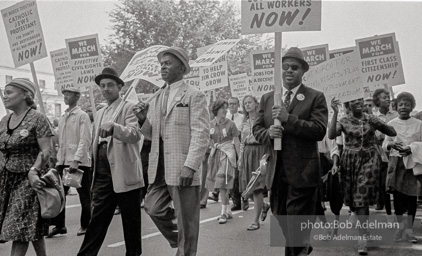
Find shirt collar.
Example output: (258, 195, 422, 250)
(284, 84, 302, 96)
(107, 97, 122, 110)
(65, 106, 80, 115)
(166, 79, 184, 91)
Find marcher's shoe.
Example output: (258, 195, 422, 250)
(47, 227, 67, 238)
(247, 223, 260, 231)
(357, 239, 368, 255)
(226, 211, 233, 219)
(77, 227, 87, 236)
(200, 204, 206, 209)
(394, 228, 404, 242)
(208, 193, 218, 202)
(231, 204, 241, 211)
(261, 202, 270, 221)
(218, 214, 228, 224)
(242, 199, 249, 211)
(375, 204, 384, 211)
(404, 229, 418, 243)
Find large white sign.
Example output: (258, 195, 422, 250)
(191, 39, 240, 67)
(120, 45, 168, 87)
(241, 0, 322, 34)
(1, 0, 48, 67)
(66, 34, 103, 87)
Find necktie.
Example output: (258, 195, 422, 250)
(284, 90, 292, 109)
(160, 86, 170, 137)
(231, 114, 234, 121)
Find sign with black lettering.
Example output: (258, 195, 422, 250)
(1, 0, 47, 67)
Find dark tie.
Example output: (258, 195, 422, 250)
(160, 86, 170, 137)
(231, 114, 234, 121)
(284, 90, 292, 109)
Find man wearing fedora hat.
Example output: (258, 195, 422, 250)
(49, 85, 92, 238)
(135, 46, 209, 256)
(253, 47, 328, 256)
(77, 67, 144, 256)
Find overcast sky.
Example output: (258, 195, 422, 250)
(1, 0, 421, 109)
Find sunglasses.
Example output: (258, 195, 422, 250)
(282, 63, 300, 71)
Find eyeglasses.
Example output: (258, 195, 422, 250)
(282, 63, 300, 71)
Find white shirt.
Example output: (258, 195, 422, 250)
(163, 79, 184, 114)
(99, 98, 121, 144)
(226, 112, 243, 131)
(281, 84, 302, 104)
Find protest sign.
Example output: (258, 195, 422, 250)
(229, 73, 250, 100)
(250, 49, 275, 99)
(199, 55, 228, 91)
(301, 44, 329, 67)
(241, 0, 322, 34)
(120, 45, 168, 87)
(197, 45, 212, 58)
(329, 46, 355, 59)
(303, 51, 364, 103)
(66, 34, 103, 88)
(356, 33, 405, 89)
(50, 48, 78, 93)
(1, 0, 48, 67)
(185, 66, 200, 89)
(191, 39, 240, 67)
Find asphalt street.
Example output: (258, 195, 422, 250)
(1, 189, 422, 256)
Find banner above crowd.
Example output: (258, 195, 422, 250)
(241, 0, 322, 34)
(1, 0, 48, 67)
(120, 45, 168, 87)
(65, 34, 103, 88)
(191, 39, 240, 67)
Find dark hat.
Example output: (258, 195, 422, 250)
(6, 78, 36, 98)
(157, 46, 190, 74)
(95, 67, 124, 86)
(282, 47, 309, 72)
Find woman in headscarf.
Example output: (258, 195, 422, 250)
(0, 78, 53, 256)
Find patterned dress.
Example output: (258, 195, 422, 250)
(0, 109, 53, 242)
(336, 113, 388, 208)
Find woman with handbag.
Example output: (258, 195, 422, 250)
(328, 97, 396, 255)
(238, 95, 270, 231)
(206, 99, 240, 224)
(0, 79, 53, 256)
(383, 92, 422, 243)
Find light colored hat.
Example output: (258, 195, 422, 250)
(282, 47, 310, 72)
(6, 78, 36, 98)
(157, 46, 191, 74)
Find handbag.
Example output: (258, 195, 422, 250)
(63, 168, 84, 188)
(242, 154, 269, 200)
(37, 169, 66, 218)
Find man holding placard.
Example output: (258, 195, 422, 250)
(253, 47, 328, 256)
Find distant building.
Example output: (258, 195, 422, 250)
(0, 65, 65, 120)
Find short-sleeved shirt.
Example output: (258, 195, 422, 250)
(210, 117, 239, 144)
(0, 109, 53, 173)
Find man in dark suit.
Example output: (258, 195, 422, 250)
(253, 47, 328, 256)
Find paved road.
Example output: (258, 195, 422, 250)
(1, 190, 422, 256)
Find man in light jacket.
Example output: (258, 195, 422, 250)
(77, 67, 143, 256)
(48, 86, 92, 238)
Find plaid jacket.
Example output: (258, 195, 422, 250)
(141, 82, 210, 186)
